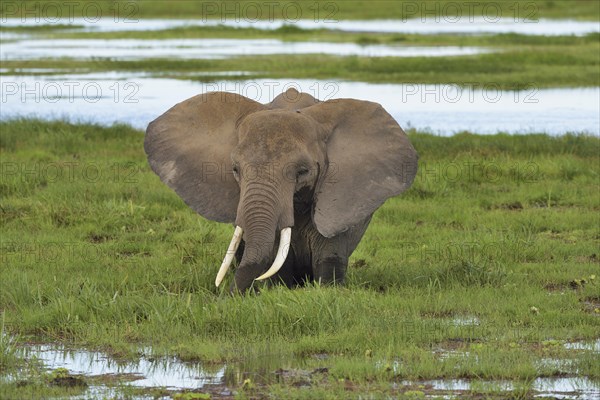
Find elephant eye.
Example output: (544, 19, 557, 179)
(296, 167, 309, 178)
(232, 165, 239, 177)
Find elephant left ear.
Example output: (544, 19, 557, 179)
(302, 99, 418, 238)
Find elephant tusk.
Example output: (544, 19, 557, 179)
(255, 227, 292, 281)
(215, 226, 243, 287)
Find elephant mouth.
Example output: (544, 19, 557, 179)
(214, 226, 292, 287)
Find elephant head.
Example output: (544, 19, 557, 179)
(145, 89, 417, 292)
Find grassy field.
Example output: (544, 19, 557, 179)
(1, 119, 598, 398)
(1, 0, 599, 20)
(1, 0, 599, 397)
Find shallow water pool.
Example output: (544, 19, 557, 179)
(0, 38, 491, 60)
(1, 73, 598, 135)
(2, 17, 599, 36)
(4, 342, 599, 399)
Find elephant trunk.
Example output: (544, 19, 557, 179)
(231, 181, 290, 293)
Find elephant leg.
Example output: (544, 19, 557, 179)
(311, 215, 372, 285)
(266, 248, 297, 288)
(235, 238, 308, 289)
(270, 247, 315, 288)
(314, 254, 348, 285)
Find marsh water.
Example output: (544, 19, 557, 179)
(1, 73, 598, 135)
(3, 17, 600, 36)
(6, 341, 600, 399)
(18, 344, 225, 389)
(2, 17, 599, 135)
(0, 38, 492, 60)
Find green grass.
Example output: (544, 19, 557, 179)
(2, 0, 599, 20)
(1, 1, 598, 397)
(1, 119, 599, 398)
(0, 315, 20, 374)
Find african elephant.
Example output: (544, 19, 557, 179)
(145, 88, 418, 293)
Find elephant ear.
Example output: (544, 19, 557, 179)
(302, 99, 418, 238)
(144, 92, 265, 222)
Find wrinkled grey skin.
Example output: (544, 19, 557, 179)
(145, 89, 418, 293)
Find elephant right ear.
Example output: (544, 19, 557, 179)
(144, 92, 265, 223)
(302, 98, 418, 238)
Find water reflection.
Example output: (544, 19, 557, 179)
(1, 74, 598, 135)
(402, 378, 600, 398)
(19, 344, 224, 389)
(2, 17, 599, 36)
(10, 344, 307, 390)
(0, 38, 491, 60)
(564, 339, 600, 352)
(7, 343, 600, 399)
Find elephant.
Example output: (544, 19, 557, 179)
(144, 88, 418, 293)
